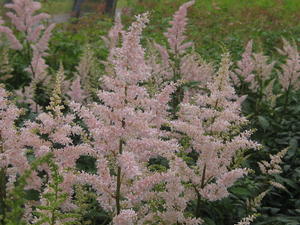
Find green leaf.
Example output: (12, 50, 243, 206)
(257, 116, 270, 130)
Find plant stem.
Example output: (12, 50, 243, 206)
(200, 164, 206, 189)
(283, 86, 291, 114)
(0, 139, 6, 225)
(0, 168, 6, 225)
(50, 172, 59, 225)
(116, 139, 123, 215)
(193, 164, 206, 218)
(195, 192, 201, 218)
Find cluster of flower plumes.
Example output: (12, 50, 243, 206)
(0, 0, 290, 224)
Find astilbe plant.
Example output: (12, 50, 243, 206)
(0, 86, 52, 223)
(147, 0, 214, 115)
(0, 0, 55, 112)
(230, 38, 300, 114)
(0, 17, 22, 50)
(170, 53, 260, 221)
(230, 40, 276, 104)
(17, 66, 93, 224)
(0, 84, 81, 224)
(66, 44, 101, 103)
(70, 13, 196, 224)
(0, 86, 29, 224)
(277, 38, 300, 92)
(231, 41, 274, 90)
(276, 38, 300, 112)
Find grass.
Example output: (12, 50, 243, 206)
(42, 0, 74, 15)
(118, 0, 300, 61)
(0, 0, 73, 16)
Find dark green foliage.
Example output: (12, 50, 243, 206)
(73, 185, 111, 225)
(76, 155, 97, 174)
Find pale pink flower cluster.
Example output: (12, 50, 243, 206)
(24, 115, 86, 197)
(0, 17, 22, 50)
(65, 44, 99, 103)
(232, 40, 275, 92)
(67, 76, 86, 103)
(164, 0, 195, 54)
(5, 0, 55, 80)
(0, 87, 30, 190)
(234, 214, 257, 225)
(149, 0, 214, 89)
(112, 13, 151, 84)
(258, 148, 288, 175)
(0, 0, 55, 112)
(102, 13, 123, 50)
(277, 38, 300, 91)
(112, 209, 137, 225)
(14, 69, 94, 222)
(171, 53, 260, 202)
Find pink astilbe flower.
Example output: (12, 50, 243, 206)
(102, 16, 124, 77)
(277, 38, 300, 91)
(148, 0, 213, 92)
(71, 13, 182, 224)
(111, 13, 151, 84)
(258, 148, 288, 175)
(231, 40, 255, 87)
(112, 209, 137, 225)
(234, 214, 257, 225)
(171, 53, 260, 203)
(164, 0, 195, 54)
(233, 40, 275, 92)
(0, 86, 31, 190)
(29, 23, 55, 81)
(0, 17, 22, 50)
(19, 67, 92, 218)
(102, 13, 123, 49)
(118, 152, 142, 179)
(147, 42, 173, 85)
(65, 44, 98, 103)
(67, 76, 87, 103)
(2, 0, 55, 112)
(5, 0, 55, 80)
(180, 52, 214, 84)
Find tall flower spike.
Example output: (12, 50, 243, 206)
(5, 0, 55, 80)
(233, 40, 275, 92)
(164, 0, 195, 54)
(277, 38, 300, 91)
(233, 40, 255, 85)
(47, 63, 65, 117)
(66, 44, 98, 103)
(0, 17, 22, 50)
(3, 0, 55, 112)
(111, 12, 151, 84)
(67, 76, 86, 103)
(103, 12, 123, 49)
